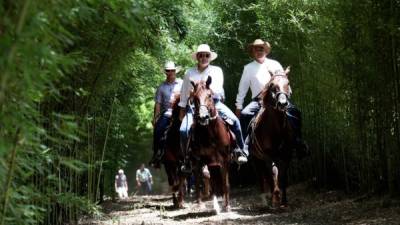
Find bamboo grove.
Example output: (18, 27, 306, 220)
(0, 0, 399, 224)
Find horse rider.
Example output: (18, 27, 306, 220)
(149, 61, 183, 168)
(179, 44, 248, 172)
(235, 39, 308, 158)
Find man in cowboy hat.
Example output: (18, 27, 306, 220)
(235, 39, 308, 159)
(149, 61, 183, 168)
(178, 44, 248, 172)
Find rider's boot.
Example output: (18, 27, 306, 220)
(149, 148, 163, 169)
(180, 157, 192, 174)
(233, 146, 248, 165)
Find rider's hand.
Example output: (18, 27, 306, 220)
(235, 108, 241, 117)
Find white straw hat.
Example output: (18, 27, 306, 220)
(248, 39, 271, 54)
(164, 61, 181, 73)
(191, 44, 218, 61)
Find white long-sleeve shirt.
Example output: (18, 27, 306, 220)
(178, 65, 225, 108)
(235, 58, 284, 109)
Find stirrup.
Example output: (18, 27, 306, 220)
(233, 148, 248, 164)
(149, 158, 161, 169)
(180, 162, 192, 174)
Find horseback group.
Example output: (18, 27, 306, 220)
(149, 39, 309, 210)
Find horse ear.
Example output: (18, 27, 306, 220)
(267, 69, 274, 77)
(284, 66, 291, 77)
(206, 76, 212, 88)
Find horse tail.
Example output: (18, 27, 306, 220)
(209, 166, 223, 196)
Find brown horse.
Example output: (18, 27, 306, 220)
(163, 96, 187, 208)
(250, 69, 295, 208)
(189, 77, 233, 211)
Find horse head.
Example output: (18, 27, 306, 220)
(262, 67, 291, 111)
(191, 76, 216, 126)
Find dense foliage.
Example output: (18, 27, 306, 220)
(0, 0, 399, 224)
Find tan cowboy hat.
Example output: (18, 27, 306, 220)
(191, 44, 218, 61)
(164, 61, 181, 73)
(248, 39, 271, 54)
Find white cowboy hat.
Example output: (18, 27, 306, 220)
(118, 169, 124, 174)
(164, 61, 181, 73)
(247, 39, 271, 54)
(191, 44, 218, 61)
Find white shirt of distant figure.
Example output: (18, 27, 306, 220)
(115, 169, 128, 200)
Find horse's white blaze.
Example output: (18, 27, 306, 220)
(199, 105, 208, 118)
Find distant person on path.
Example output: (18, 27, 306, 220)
(136, 163, 153, 195)
(235, 38, 308, 158)
(149, 61, 183, 168)
(115, 169, 128, 200)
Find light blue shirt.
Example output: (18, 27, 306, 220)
(155, 78, 183, 116)
(136, 168, 152, 183)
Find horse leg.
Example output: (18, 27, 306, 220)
(194, 164, 204, 207)
(177, 175, 186, 208)
(271, 162, 281, 208)
(254, 158, 268, 205)
(264, 160, 278, 207)
(222, 164, 230, 212)
(202, 165, 211, 200)
(278, 160, 289, 207)
(172, 192, 178, 208)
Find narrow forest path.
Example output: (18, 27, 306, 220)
(80, 184, 400, 225)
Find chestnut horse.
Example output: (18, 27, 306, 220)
(189, 77, 233, 211)
(163, 96, 186, 208)
(250, 69, 295, 208)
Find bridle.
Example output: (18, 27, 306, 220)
(265, 74, 290, 111)
(193, 85, 217, 126)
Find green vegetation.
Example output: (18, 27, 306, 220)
(0, 0, 399, 224)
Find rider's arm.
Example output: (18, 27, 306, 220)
(178, 71, 191, 120)
(153, 103, 161, 126)
(235, 66, 250, 115)
(153, 86, 162, 126)
(135, 170, 141, 186)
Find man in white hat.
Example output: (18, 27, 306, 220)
(149, 61, 183, 168)
(115, 169, 128, 200)
(235, 39, 308, 158)
(178, 44, 248, 172)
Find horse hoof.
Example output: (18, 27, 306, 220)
(223, 205, 231, 212)
(198, 202, 206, 210)
(280, 204, 288, 209)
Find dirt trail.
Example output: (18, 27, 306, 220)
(80, 184, 400, 225)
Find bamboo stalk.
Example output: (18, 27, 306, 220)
(0, 0, 32, 106)
(95, 97, 116, 201)
(0, 128, 21, 225)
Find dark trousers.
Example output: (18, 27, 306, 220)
(139, 181, 152, 195)
(153, 115, 171, 156)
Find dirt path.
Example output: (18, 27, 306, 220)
(80, 184, 400, 225)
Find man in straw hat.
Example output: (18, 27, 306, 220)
(149, 61, 183, 168)
(235, 39, 308, 159)
(178, 44, 248, 172)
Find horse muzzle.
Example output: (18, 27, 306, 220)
(277, 93, 288, 111)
